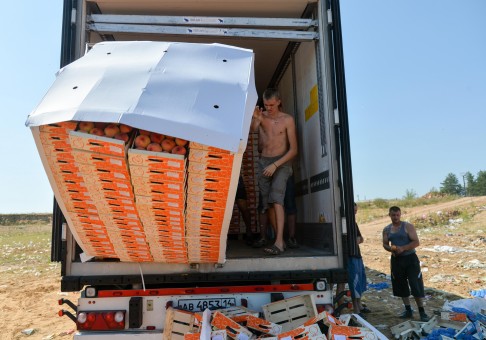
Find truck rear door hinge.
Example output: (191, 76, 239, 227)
(71, 8, 77, 25)
(327, 9, 333, 26)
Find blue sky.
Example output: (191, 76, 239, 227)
(1, 1, 485, 213)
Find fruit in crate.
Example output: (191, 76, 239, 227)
(150, 132, 164, 144)
(175, 138, 188, 146)
(172, 145, 187, 155)
(119, 124, 133, 133)
(104, 124, 120, 138)
(94, 122, 107, 129)
(78, 121, 94, 132)
(114, 133, 129, 142)
(90, 127, 105, 136)
(139, 129, 150, 136)
(134, 134, 151, 149)
(147, 142, 163, 152)
(161, 138, 176, 152)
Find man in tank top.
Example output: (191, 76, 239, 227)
(382, 206, 430, 322)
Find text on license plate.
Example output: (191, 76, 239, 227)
(177, 298, 236, 311)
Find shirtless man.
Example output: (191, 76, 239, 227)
(250, 88, 298, 255)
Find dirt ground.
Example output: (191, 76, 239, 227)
(0, 196, 485, 339)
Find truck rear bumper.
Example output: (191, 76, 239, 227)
(75, 331, 162, 339)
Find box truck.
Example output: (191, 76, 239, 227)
(26, 0, 359, 337)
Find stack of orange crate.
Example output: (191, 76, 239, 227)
(69, 130, 153, 262)
(228, 132, 260, 235)
(38, 122, 117, 258)
(186, 142, 235, 263)
(128, 146, 188, 263)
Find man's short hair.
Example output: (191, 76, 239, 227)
(263, 88, 281, 101)
(389, 206, 401, 213)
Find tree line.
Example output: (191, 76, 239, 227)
(440, 171, 486, 196)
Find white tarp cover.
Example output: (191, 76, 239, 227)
(26, 41, 257, 152)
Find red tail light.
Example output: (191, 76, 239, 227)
(77, 310, 126, 330)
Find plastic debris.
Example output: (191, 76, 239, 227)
(21, 329, 36, 335)
(368, 282, 390, 290)
(471, 289, 486, 298)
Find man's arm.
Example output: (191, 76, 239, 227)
(356, 225, 364, 244)
(382, 228, 393, 252)
(273, 115, 298, 167)
(250, 106, 263, 132)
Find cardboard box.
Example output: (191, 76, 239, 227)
(263, 294, 318, 332)
(328, 324, 378, 340)
(211, 311, 253, 339)
(187, 161, 233, 177)
(188, 149, 234, 167)
(39, 121, 77, 134)
(441, 311, 468, 323)
(69, 130, 129, 157)
(163, 307, 199, 340)
(189, 141, 230, 154)
(128, 148, 186, 170)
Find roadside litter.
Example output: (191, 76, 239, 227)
(390, 297, 486, 339)
(368, 282, 390, 291)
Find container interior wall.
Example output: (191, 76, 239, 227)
(276, 41, 336, 252)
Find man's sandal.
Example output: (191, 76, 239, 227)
(263, 245, 283, 255)
(252, 238, 267, 248)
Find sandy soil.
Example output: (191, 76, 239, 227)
(1, 196, 485, 339)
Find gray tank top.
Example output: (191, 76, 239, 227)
(384, 222, 416, 256)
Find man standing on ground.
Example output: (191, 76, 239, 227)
(348, 203, 370, 317)
(250, 88, 298, 255)
(382, 206, 430, 321)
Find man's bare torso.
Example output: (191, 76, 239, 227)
(259, 111, 292, 158)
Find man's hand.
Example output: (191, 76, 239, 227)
(253, 106, 263, 121)
(250, 106, 264, 132)
(262, 163, 278, 177)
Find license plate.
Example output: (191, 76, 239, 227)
(177, 298, 236, 311)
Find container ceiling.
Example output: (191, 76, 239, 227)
(89, 0, 317, 96)
(93, 0, 314, 17)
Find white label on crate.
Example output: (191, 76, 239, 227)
(168, 202, 179, 208)
(167, 171, 179, 178)
(110, 158, 123, 166)
(168, 160, 181, 168)
(109, 146, 123, 154)
(168, 183, 180, 190)
(168, 193, 180, 199)
(114, 172, 126, 179)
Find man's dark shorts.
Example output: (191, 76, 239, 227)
(257, 155, 292, 213)
(283, 174, 297, 215)
(390, 252, 425, 298)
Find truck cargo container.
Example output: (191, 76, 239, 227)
(26, 0, 358, 337)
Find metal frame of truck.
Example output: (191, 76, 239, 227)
(51, 0, 358, 335)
